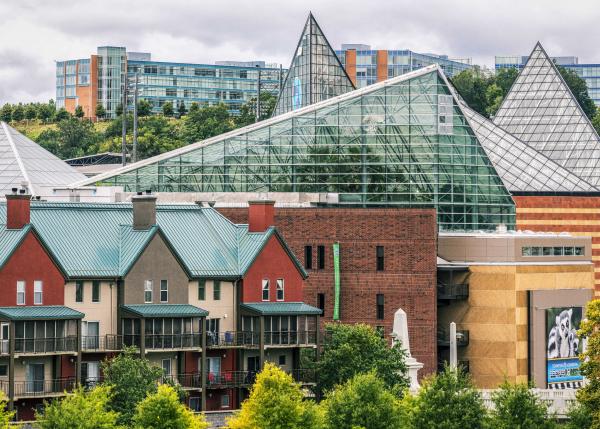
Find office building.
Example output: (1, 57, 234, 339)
(336, 44, 472, 88)
(56, 48, 284, 119)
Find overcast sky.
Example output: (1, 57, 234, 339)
(1, 0, 599, 104)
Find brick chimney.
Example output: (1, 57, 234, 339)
(248, 200, 275, 232)
(132, 190, 157, 230)
(6, 188, 30, 229)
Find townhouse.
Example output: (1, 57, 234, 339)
(0, 190, 320, 420)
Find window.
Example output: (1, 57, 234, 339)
(278, 355, 286, 365)
(144, 280, 153, 303)
(575, 246, 585, 255)
(553, 247, 563, 256)
(376, 326, 385, 338)
(75, 281, 83, 303)
(221, 393, 230, 408)
(213, 281, 221, 300)
(17, 281, 25, 305)
(276, 279, 284, 301)
(262, 279, 270, 301)
(34, 281, 42, 305)
(376, 246, 385, 271)
(317, 245, 325, 269)
(304, 246, 313, 269)
(317, 293, 325, 317)
(162, 359, 171, 376)
(0, 365, 7, 377)
(208, 356, 221, 377)
(189, 397, 201, 412)
(92, 281, 100, 303)
(198, 280, 206, 300)
(160, 280, 168, 302)
(376, 294, 384, 320)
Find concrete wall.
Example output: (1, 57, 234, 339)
(188, 280, 236, 333)
(65, 281, 118, 336)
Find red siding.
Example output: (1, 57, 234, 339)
(242, 235, 304, 303)
(0, 231, 64, 306)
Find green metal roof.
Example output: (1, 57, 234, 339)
(0, 306, 84, 320)
(240, 302, 322, 316)
(0, 202, 302, 279)
(121, 304, 208, 318)
(0, 224, 32, 268)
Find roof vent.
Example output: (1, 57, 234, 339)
(11, 188, 17, 194)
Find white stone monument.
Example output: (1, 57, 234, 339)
(391, 308, 424, 392)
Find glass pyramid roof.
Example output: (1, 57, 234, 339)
(0, 122, 87, 197)
(272, 13, 355, 117)
(493, 42, 600, 186)
(461, 103, 598, 193)
(76, 65, 517, 231)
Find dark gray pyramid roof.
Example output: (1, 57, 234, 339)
(493, 42, 600, 186)
(272, 13, 355, 116)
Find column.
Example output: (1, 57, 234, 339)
(200, 317, 207, 411)
(8, 323, 14, 411)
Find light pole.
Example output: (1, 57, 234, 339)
(133, 72, 139, 163)
(255, 65, 261, 123)
(121, 78, 127, 166)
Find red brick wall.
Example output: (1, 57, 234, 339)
(219, 207, 438, 376)
(242, 235, 304, 303)
(513, 195, 600, 294)
(0, 231, 64, 306)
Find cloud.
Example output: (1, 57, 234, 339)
(1, 0, 599, 104)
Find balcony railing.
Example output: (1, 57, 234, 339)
(82, 335, 123, 352)
(205, 369, 316, 389)
(162, 373, 203, 389)
(207, 331, 260, 348)
(437, 282, 469, 300)
(6, 337, 79, 355)
(264, 331, 318, 346)
(437, 329, 469, 347)
(0, 377, 76, 398)
(121, 333, 202, 350)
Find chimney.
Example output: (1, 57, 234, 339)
(248, 200, 275, 232)
(6, 188, 31, 229)
(132, 190, 157, 230)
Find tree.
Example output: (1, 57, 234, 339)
(0, 393, 14, 428)
(485, 83, 504, 117)
(95, 103, 107, 120)
(181, 103, 235, 144)
(115, 103, 124, 117)
(450, 68, 492, 116)
(75, 105, 85, 118)
(11, 103, 24, 122)
(36, 386, 119, 429)
(236, 92, 277, 127)
(406, 367, 487, 429)
(556, 64, 596, 119)
(226, 363, 323, 429)
(137, 99, 153, 117)
(37, 102, 55, 122)
(25, 104, 37, 120)
(189, 102, 200, 114)
(577, 299, 600, 429)
(55, 108, 71, 121)
(322, 372, 405, 429)
(488, 381, 556, 429)
(101, 347, 164, 426)
(177, 100, 187, 117)
(52, 117, 101, 159)
(133, 384, 208, 429)
(0, 104, 12, 122)
(567, 402, 593, 429)
(317, 323, 408, 396)
(162, 101, 174, 117)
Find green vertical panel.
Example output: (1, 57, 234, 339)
(333, 242, 341, 321)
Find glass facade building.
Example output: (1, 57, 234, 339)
(97, 47, 127, 118)
(82, 66, 516, 231)
(273, 13, 355, 116)
(493, 43, 600, 187)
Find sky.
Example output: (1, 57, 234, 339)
(1, 0, 599, 104)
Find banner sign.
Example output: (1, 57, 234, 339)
(546, 307, 583, 387)
(333, 242, 340, 321)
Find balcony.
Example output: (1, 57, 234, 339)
(437, 281, 469, 302)
(1, 337, 80, 356)
(0, 378, 76, 399)
(205, 369, 316, 389)
(263, 331, 318, 347)
(437, 329, 469, 347)
(122, 333, 202, 351)
(81, 335, 123, 352)
(207, 331, 260, 348)
(162, 373, 203, 390)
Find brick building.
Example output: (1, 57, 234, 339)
(219, 206, 438, 376)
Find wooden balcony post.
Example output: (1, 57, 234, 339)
(8, 322, 14, 411)
(259, 316, 265, 368)
(200, 316, 207, 411)
(76, 321, 82, 385)
(139, 318, 146, 357)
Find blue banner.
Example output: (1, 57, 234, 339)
(547, 358, 582, 384)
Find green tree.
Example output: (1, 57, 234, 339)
(177, 100, 187, 117)
(11, 103, 24, 122)
(95, 103, 107, 120)
(101, 347, 163, 426)
(53, 117, 101, 158)
(485, 83, 504, 117)
(406, 367, 487, 429)
(137, 99, 153, 117)
(115, 103, 124, 117)
(36, 386, 119, 429)
(488, 381, 556, 429)
(0, 393, 14, 428)
(226, 362, 323, 429)
(189, 102, 200, 114)
(317, 323, 408, 396)
(495, 67, 519, 95)
(133, 384, 208, 429)
(556, 64, 596, 119)
(25, 104, 37, 120)
(37, 101, 55, 122)
(162, 101, 174, 117)
(577, 299, 600, 428)
(450, 68, 492, 116)
(0, 104, 12, 122)
(322, 372, 405, 429)
(55, 107, 71, 121)
(567, 402, 593, 429)
(75, 105, 85, 118)
(182, 103, 235, 144)
(236, 92, 277, 127)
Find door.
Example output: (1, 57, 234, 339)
(83, 322, 99, 349)
(87, 362, 99, 384)
(247, 356, 259, 384)
(208, 357, 221, 384)
(162, 359, 172, 380)
(0, 323, 8, 354)
(26, 363, 44, 393)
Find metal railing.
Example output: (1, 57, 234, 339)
(162, 373, 203, 389)
(205, 368, 316, 389)
(7, 337, 79, 354)
(207, 331, 260, 348)
(121, 334, 202, 350)
(264, 330, 318, 346)
(437, 282, 469, 300)
(81, 335, 123, 351)
(437, 329, 469, 347)
(480, 388, 577, 418)
(0, 377, 76, 398)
